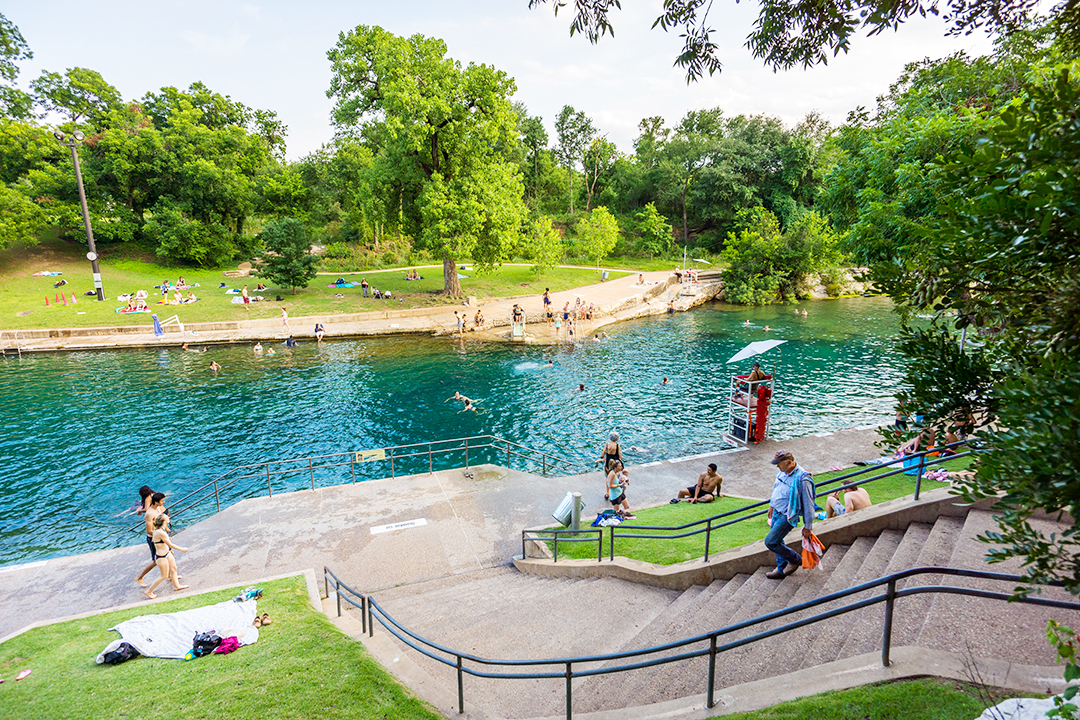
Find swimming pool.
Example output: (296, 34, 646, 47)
(0, 296, 906, 565)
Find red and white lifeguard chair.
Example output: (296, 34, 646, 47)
(725, 340, 785, 444)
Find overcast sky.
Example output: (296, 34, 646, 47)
(7, 1, 995, 160)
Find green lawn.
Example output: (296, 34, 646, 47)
(0, 576, 440, 720)
(723, 678, 1016, 720)
(0, 236, 632, 330)
(546, 455, 974, 565)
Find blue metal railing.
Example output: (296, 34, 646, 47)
(524, 439, 975, 562)
(323, 565, 1076, 720)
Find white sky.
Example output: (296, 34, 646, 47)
(6, 1, 994, 160)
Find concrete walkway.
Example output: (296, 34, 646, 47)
(0, 428, 882, 640)
(6, 270, 717, 353)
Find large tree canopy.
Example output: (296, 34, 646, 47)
(327, 25, 527, 296)
(529, 0, 1077, 81)
(0, 12, 32, 120)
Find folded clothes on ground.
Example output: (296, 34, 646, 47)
(103, 598, 259, 660)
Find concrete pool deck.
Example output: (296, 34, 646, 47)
(0, 427, 884, 641)
(3, 270, 720, 353)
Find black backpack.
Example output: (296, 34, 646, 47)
(103, 642, 140, 665)
(192, 631, 223, 657)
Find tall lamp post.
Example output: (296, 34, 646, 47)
(54, 130, 104, 301)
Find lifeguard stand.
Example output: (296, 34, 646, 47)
(724, 340, 786, 444)
(725, 372, 774, 443)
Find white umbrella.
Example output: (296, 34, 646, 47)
(726, 340, 786, 364)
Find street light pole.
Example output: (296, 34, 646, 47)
(54, 130, 104, 301)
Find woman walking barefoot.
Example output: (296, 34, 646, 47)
(144, 514, 189, 599)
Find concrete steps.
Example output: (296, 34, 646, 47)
(343, 509, 1079, 719)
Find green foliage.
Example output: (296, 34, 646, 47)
(874, 53, 1080, 594)
(259, 217, 319, 293)
(553, 105, 594, 214)
(0, 183, 45, 249)
(30, 67, 122, 127)
(529, 215, 564, 279)
(0, 12, 32, 120)
(327, 25, 526, 295)
(720, 208, 843, 305)
(576, 205, 619, 271)
(1047, 620, 1080, 718)
(532, 0, 1074, 83)
(144, 201, 236, 267)
(634, 202, 672, 256)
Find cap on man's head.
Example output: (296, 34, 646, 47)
(770, 450, 794, 466)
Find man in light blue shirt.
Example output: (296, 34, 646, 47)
(765, 449, 815, 579)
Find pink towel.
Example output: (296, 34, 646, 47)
(213, 637, 241, 654)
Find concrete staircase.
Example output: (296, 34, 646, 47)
(341, 509, 1078, 718)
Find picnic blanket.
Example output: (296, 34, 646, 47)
(105, 598, 259, 659)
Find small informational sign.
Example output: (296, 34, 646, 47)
(370, 518, 427, 535)
(355, 449, 386, 463)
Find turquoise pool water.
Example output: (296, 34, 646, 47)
(0, 297, 905, 565)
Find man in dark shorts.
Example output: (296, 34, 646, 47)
(674, 463, 723, 503)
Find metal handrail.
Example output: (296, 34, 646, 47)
(323, 565, 1077, 720)
(126, 435, 581, 536)
(524, 438, 976, 562)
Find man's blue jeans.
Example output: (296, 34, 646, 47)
(765, 514, 802, 570)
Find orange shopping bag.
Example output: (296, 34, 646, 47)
(801, 533, 824, 569)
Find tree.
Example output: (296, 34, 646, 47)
(30, 67, 122, 127)
(530, 215, 564, 279)
(873, 61, 1080, 593)
(553, 105, 594, 214)
(327, 25, 526, 296)
(634, 202, 672, 257)
(528, 0, 1076, 82)
(259, 217, 319, 294)
(634, 116, 669, 170)
(516, 105, 549, 210)
(582, 136, 616, 211)
(577, 205, 619, 271)
(720, 207, 844, 304)
(0, 183, 45, 250)
(659, 108, 721, 243)
(0, 13, 32, 120)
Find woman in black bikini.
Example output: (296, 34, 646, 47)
(600, 432, 623, 473)
(144, 514, 189, 599)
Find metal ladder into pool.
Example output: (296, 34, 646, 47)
(0, 331, 24, 357)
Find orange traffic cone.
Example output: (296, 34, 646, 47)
(62, 293, 68, 306)
(45, 296, 51, 306)
(55, 292, 60, 304)
(71, 293, 77, 304)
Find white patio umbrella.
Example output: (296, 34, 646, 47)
(726, 340, 787, 364)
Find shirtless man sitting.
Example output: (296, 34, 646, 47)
(826, 479, 872, 518)
(675, 463, 724, 503)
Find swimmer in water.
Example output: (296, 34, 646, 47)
(545, 360, 554, 368)
(764, 325, 771, 332)
(460, 398, 476, 413)
(661, 377, 670, 385)
(575, 383, 585, 392)
(210, 361, 221, 373)
(266, 346, 276, 356)
(253, 341, 263, 353)
(743, 320, 751, 326)
(802, 309, 808, 317)
(448, 391, 473, 407)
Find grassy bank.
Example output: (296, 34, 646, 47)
(0, 575, 440, 720)
(724, 678, 1015, 720)
(548, 456, 973, 564)
(0, 236, 632, 331)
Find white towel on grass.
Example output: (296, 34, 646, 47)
(108, 598, 259, 659)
